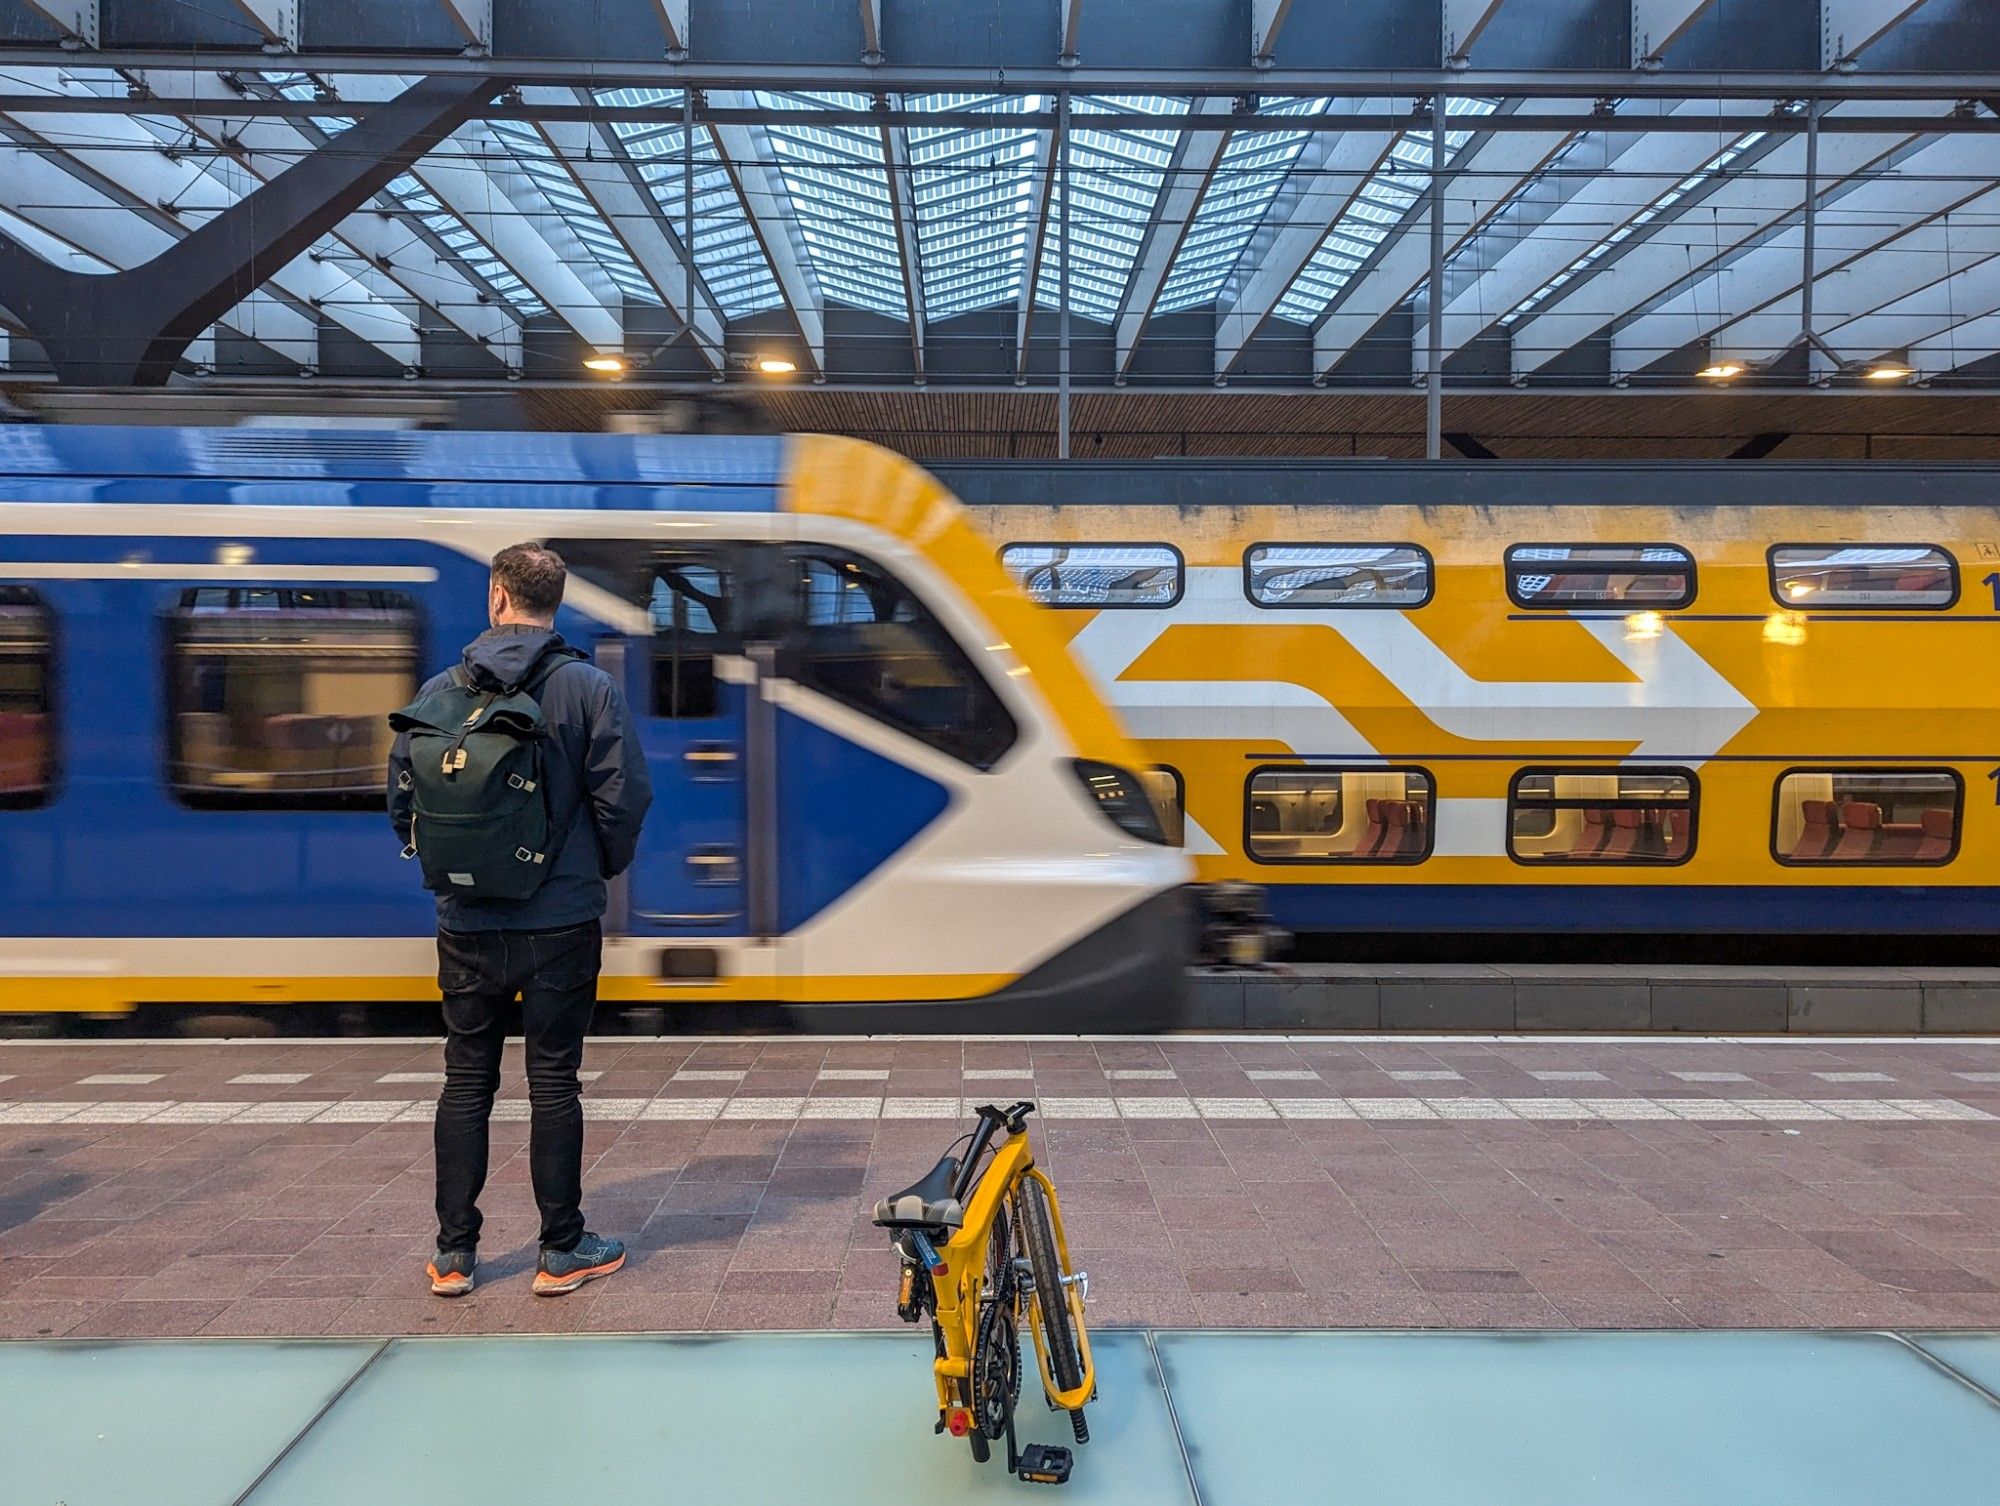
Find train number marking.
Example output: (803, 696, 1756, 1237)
(1990, 767, 2000, 805)
(1983, 571, 2000, 611)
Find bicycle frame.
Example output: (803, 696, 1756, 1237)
(926, 1120, 1095, 1422)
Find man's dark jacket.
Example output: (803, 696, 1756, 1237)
(389, 626, 653, 932)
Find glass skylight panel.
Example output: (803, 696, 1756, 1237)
(241, 73, 544, 318)
(908, 94, 1042, 319)
(594, 87, 783, 318)
(1156, 96, 1328, 313)
(1031, 95, 1187, 321)
(1272, 97, 1496, 325)
(378, 171, 545, 315)
(1500, 129, 1768, 328)
(754, 92, 906, 317)
(483, 119, 661, 306)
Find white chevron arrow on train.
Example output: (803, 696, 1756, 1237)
(1067, 567, 1757, 761)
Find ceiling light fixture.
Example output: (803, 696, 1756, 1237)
(1696, 361, 1744, 381)
(755, 357, 798, 376)
(1863, 361, 1912, 381)
(583, 355, 626, 374)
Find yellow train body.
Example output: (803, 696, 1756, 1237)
(966, 497, 2000, 935)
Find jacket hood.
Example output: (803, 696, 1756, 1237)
(459, 626, 574, 692)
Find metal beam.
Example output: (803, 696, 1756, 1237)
(1015, 127, 1057, 379)
(1251, 0, 1297, 65)
(647, 0, 690, 59)
(1702, 154, 2000, 366)
(880, 123, 926, 376)
(1211, 103, 1399, 374)
(437, 0, 492, 52)
(5, 54, 2000, 101)
(1709, 184, 2000, 368)
(0, 139, 316, 367)
(126, 67, 521, 367)
(1114, 99, 1231, 374)
(1509, 100, 1951, 377)
(1059, 0, 1085, 63)
(17, 0, 96, 47)
(0, 74, 500, 382)
(225, 0, 299, 51)
(1825, 248, 2000, 370)
(539, 110, 727, 371)
(859, 0, 883, 64)
(1442, 0, 1507, 64)
(1631, 0, 1717, 66)
(1607, 121, 1972, 377)
(1821, 0, 1934, 68)
(706, 107, 828, 372)
(1416, 103, 1727, 366)
(1314, 106, 1593, 377)
(336, 76, 622, 353)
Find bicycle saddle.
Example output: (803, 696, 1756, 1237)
(872, 1153, 965, 1230)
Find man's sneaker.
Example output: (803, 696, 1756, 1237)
(426, 1248, 476, 1297)
(533, 1232, 626, 1296)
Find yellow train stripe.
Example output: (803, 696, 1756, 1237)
(9, 971, 1020, 1014)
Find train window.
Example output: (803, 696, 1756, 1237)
(999, 544, 1182, 609)
(1773, 769, 1962, 866)
(1245, 766, 1433, 864)
(1508, 768, 1696, 865)
(782, 547, 1017, 770)
(1143, 765, 1185, 848)
(166, 588, 420, 810)
(1769, 545, 1957, 609)
(1245, 544, 1432, 608)
(1506, 545, 1695, 610)
(0, 586, 55, 808)
(645, 555, 732, 719)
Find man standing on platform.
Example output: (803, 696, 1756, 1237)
(389, 543, 652, 1298)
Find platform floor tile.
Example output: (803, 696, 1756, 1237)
(0, 1338, 381, 1506)
(1153, 1330, 2000, 1506)
(243, 1330, 1193, 1506)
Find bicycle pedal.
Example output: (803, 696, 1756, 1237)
(1015, 1444, 1073, 1485)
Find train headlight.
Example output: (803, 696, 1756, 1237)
(1071, 759, 1169, 846)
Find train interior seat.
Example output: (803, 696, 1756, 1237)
(1914, 808, 1956, 862)
(1790, 799, 1840, 860)
(1831, 801, 1884, 861)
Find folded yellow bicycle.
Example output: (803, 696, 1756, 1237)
(872, 1100, 1094, 1485)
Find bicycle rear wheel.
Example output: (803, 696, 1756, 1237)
(1016, 1175, 1084, 1403)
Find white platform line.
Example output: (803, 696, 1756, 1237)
(0, 1095, 1989, 1127)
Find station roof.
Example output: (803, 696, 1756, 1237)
(0, 0, 1997, 398)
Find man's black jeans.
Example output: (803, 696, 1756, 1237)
(434, 919, 601, 1255)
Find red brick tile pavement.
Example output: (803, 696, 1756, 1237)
(2, 1036, 1998, 1337)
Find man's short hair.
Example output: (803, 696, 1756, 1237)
(492, 542, 567, 618)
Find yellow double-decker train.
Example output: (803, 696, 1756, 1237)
(942, 460, 2000, 943)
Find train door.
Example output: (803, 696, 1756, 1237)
(558, 541, 766, 951)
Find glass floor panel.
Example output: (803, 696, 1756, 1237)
(10, 1329, 2000, 1505)
(1910, 1333, 2000, 1404)
(1153, 1331, 2000, 1506)
(0, 1337, 382, 1506)
(245, 1330, 1192, 1506)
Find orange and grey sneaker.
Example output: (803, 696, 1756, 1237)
(427, 1248, 476, 1297)
(533, 1232, 625, 1296)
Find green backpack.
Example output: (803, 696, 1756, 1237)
(388, 650, 583, 901)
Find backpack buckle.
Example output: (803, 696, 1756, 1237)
(399, 843, 417, 860)
(515, 847, 535, 862)
(441, 749, 468, 775)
